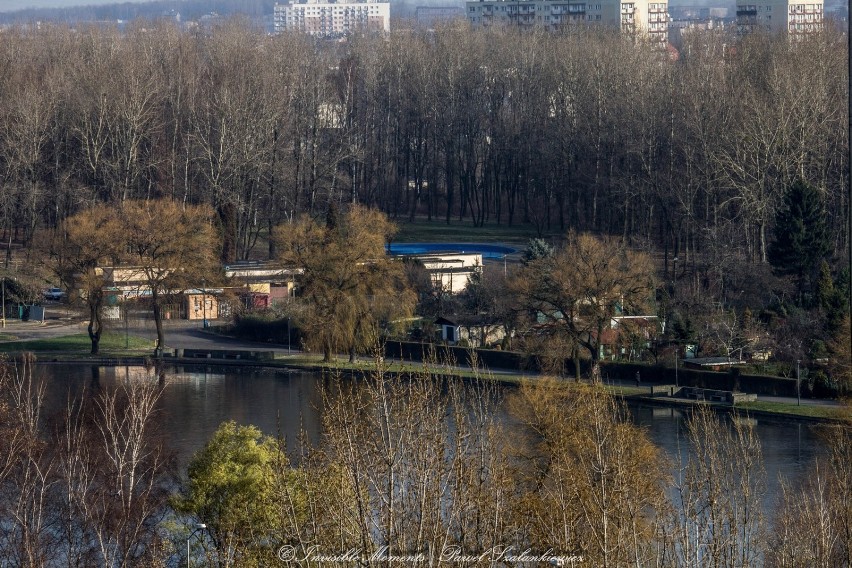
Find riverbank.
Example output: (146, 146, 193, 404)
(10, 344, 848, 424)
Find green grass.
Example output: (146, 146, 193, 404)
(0, 332, 154, 355)
(393, 219, 562, 245)
(273, 353, 528, 382)
(737, 400, 850, 421)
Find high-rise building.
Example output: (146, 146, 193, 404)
(736, 0, 823, 36)
(621, 1, 669, 47)
(274, 0, 390, 36)
(466, 0, 668, 48)
(415, 6, 466, 27)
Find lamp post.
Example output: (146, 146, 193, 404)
(124, 299, 129, 349)
(796, 360, 801, 406)
(187, 523, 207, 568)
(201, 280, 208, 329)
(675, 344, 679, 388)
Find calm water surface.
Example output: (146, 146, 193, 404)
(38, 364, 826, 496)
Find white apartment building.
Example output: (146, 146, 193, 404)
(736, 0, 823, 36)
(621, 1, 669, 48)
(467, 0, 615, 29)
(466, 0, 668, 47)
(274, 0, 390, 36)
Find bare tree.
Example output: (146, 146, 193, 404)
(668, 405, 767, 568)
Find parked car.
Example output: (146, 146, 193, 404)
(44, 287, 64, 301)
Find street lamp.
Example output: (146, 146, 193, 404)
(187, 523, 207, 568)
(674, 344, 679, 388)
(201, 280, 208, 329)
(796, 360, 801, 406)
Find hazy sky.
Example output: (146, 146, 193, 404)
(0, 0, 150, 12)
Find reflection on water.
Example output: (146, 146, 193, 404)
(38, 364, 827, 497)
(630, 403, 825, 506)
(158, 366, 324, 464)
(35, 363, 323, 468)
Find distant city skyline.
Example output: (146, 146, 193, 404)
(0, 0, 151, 13)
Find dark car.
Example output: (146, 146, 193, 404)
(44, 287, 65, 301)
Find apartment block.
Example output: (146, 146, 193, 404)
(415, 5, 466, 27)
(274, 0, 390, 36)
(621, 1, 669, 47)
(466, 0, 668, 47)
(736, 0, 823, 36)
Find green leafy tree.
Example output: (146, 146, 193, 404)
(768, 180, 830, 305)
(173, 422, 285, 566)
(275, 204, 415, 362)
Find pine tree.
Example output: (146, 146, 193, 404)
(767, 180, 830, 304)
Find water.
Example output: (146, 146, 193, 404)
(630, 404, 824, 506)
(34, 363, 323, 466)
(386, 242, 516, 259)
(36, 363, 827, 494)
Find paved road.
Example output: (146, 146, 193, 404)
(129, 319, 291, 352)
(0, 308, 288, 352)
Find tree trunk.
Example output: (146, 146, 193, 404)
(87, 292, 103, 355)
(573, 344, 581, 381)
(152, 292, 164, 356)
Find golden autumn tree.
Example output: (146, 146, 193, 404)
(274, 204, 415, 362)
(54, 199, 219, 355)
(512, 231, 654, 380)
(53, 208, 124, 354)
(118, 199, 219, 354)
(506, 379, 669, 565)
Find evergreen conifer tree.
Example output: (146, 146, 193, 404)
(767, 180, 830, 304)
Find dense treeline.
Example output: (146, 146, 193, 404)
(0, 21, 846, 269)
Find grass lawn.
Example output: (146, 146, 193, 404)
(737, 400, 850, 421)
(274, 353, 529, 383)
(393, 219, 562, 245)
(0, 332, 154, 356)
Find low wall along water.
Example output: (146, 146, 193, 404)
(384, 341, 804, 398)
